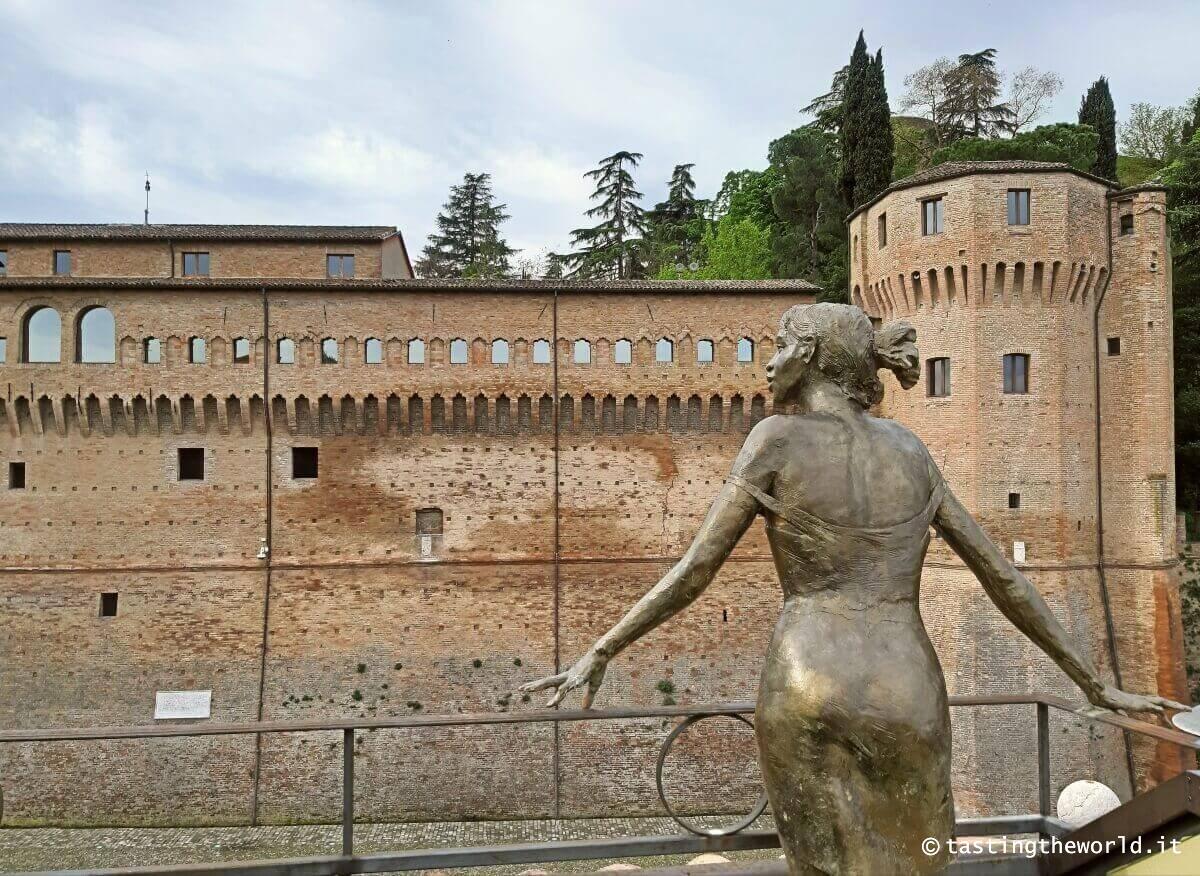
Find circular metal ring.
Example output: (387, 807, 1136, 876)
(655, 711, 770, 836)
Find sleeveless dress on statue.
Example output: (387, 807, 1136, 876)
(728, 473, 953, 875)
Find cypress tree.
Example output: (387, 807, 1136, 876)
(1079, 77, 1118, 180)
(416, 172, 514, 278)
(840, 33, 894, 208)
(564, 151, 648, 279)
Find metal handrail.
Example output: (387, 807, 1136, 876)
(0, 693, 1195, 874)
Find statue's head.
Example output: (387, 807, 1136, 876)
(767, 302, 920, 409)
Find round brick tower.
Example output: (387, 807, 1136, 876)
(848, 161, 1187, 809)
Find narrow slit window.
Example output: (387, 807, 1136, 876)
(99, 592, 118, 618)
(178, 448, 205, 481)
(1007, 189, 1031, 226)
(878, 213, 887, 247)
(182, 252, 210, 276)
(0, 337, 6, 361)
(1002, 353, 1030, 394)
(292, 447, 318, 479)
(926, 357, 950, 397)
(9, 461, 26, 489)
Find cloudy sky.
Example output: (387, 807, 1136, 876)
(2, 0, 1197, 266)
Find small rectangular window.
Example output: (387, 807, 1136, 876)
(878, 213, 887, 247)
(178, 447, 205, 481)
(0, 250, 7, 275)
(1007, 189, 1030, 226)
(9, 461, 26, 489)
(99, 592, 118, 617)
(921, 198, 944, 235)
(0, 337, 6, 362)
(1120, 213, 1134, 236)
(1107, 337, 1121, 356)
(416, 507, 444, 535)
(292, 447, 319, 479)
(327, 254, 355, 278)
(53, 250, 72, 275)
(182, 252, 210, 277)
(1008, 492, 1021, 509)
(1003, 353, 1030, 394)
(926, 357, 950, 397)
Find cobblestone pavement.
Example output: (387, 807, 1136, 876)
(0, 815, 781, 874)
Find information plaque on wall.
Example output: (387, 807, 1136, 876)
(154, 690, 212, 720)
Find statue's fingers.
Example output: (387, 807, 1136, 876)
(1155, 696, 1189, 711)
(519, 673, 567, 694)
(582, 667, 606, 710)
(546, 675, 582, 708)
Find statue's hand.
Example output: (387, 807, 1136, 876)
(1085, 684, 1188, 717)
(518, 649, 609, 709)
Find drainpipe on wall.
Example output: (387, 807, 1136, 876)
(251, 286, 274, 825)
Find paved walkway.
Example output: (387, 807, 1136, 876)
(0, 816, 780, 873)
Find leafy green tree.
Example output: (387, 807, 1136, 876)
(840, 32, 894, 207)
(767, 127, 849, 300)
(564, 151, 648, 279)
(712, 168, 778, 227)
(415, 172, 514, 278)
(1182, 89, 1200, 145)
(1120, 102, 1189, 163)
(892, 117, 937, 179)
(930, 123, 1099, 171)
(944, 49, 1013, 137)
(1078, 77, 1118, 179)
(1160, 131, 1200, 518)
(659, 216, 772, 280)
(645, 163, 708, 274)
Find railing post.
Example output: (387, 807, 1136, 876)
(343, 727, 354, 859)
(1037, 701, 1050, 821)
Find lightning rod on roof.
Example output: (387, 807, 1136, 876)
(144, 173, 151, 225)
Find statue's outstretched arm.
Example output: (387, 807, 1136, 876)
(521, 424, 775, 708)
(934, 485, 1185, 715)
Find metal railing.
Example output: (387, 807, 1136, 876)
(1, 693, 1196, 875)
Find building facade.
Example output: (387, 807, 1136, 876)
(0, 165, 1187, 826)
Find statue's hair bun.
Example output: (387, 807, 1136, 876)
(873, 321, 920, 390)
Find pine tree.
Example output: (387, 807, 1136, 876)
(645, 163, 707, 273)
(564, 151, 648, 279)
(1079, 76, 1118, 180)
(839, 33, 894, 208)
(945, 49, 1013, 138)
(415, 172, 514, 278)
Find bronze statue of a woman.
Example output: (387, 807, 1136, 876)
(522, 303, 1183, 874)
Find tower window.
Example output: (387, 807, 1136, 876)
(327, 254, 355, 278)
(1120, 213, 1134, 236)
(1003, 353, 1030, 394)
(1107, 337, 1121, 356)
(99, 592, 118, 618)
(182, 252, 210, 276)
(1008, 492, 1021, 509)
(178, 448, 205, 481)
(926, 357, 950, 398)
(921, 197, 944, 235)
(1007, 189, 1030, 226)
(53, 250, 72, 275)
(292, 447, 318, 479)
(878, 213, 887, 247)
(9, 461, 26, 489)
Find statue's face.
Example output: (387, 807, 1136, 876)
(766, 330, 813, 404)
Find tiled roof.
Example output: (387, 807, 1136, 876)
(847, 161, 1117, 220)
(0, 223, 399, 241)
(0, 277, 820, 293)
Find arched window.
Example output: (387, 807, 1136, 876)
(277, 337, 296, 364)
(532, 339, 551, 364)
(407, 338, 425, 364)
(144, 338, 162, 364)
(655, 338, 674, 363)
(364, 338, 383, 364)
(696, 339, 714, 363)
(22, 306, 61, 363)
(737, 337, 754, 363)
(321, 338, 339, 364)
(189, 337, 206, 364)
(449, 338, 468, 364)
(573, 339, 591, 364)
(76, 306, 115, 363)
(614, 339, 632, 364)
(491, 339, 510, 364)
(233, 337, 251, 364)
